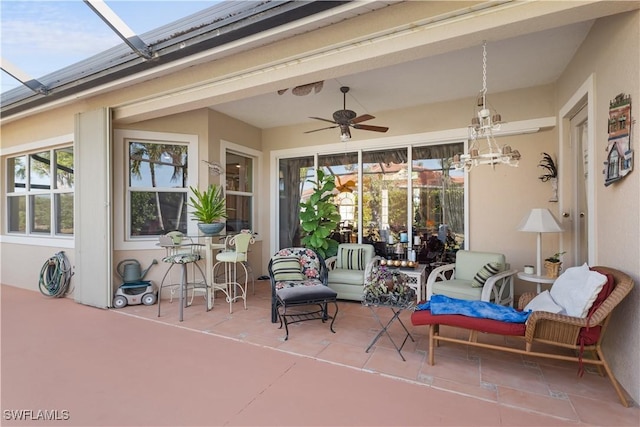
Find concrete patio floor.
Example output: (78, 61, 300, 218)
(2, 282, 638, 426)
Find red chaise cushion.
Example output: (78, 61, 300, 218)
(411, 309, 526, 336)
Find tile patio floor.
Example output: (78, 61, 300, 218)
(2, 282, 638, 426)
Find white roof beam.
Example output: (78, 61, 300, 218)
(83, 0, 154, 60)
(0, 58, 49, 95)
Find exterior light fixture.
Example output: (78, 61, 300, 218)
(452, 41, 521, 171)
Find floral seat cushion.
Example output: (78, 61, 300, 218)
(162, 253, 201, 264)
(275, 278, 323, 291)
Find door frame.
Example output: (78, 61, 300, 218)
(558, 74, 596, 267)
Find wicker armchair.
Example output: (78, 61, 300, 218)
(412, 266, 634, 407)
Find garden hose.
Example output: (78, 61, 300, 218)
(38, 251, 73, 297)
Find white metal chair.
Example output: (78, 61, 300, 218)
(210, 231, 255, 313)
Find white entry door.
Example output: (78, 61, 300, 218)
(566, 105, 590, 266)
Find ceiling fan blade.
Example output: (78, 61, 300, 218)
(309, 116, 337, 125)
(353, 124, 389, 133)
(351, 114, 375, 124)
(304, 125, 338, 134)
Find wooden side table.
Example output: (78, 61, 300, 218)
(517, 272, 556, 294)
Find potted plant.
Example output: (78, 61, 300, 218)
(544, 251, 566, 278)
(299, 169, 341, 259)
(188, 184, 227, 235)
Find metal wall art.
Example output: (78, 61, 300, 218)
(538, 152, 558, 202)
(604, 93, 633, 186)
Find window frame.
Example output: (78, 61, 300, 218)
(114, 130, 198, 250)
(4, 141, 75, 241)
(221, 140, 260, 236)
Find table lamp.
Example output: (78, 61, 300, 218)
(517, 208, 563, 277)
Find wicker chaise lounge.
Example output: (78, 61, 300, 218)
(411, 266, 634, 407)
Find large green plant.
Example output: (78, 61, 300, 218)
(188, 184, 227, 223)
(299, 169, 341, 259)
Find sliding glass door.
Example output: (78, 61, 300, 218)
(276, 142, 465, 254)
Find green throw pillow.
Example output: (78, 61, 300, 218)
(471, 262, 503, 288)
(271, 255, 304, 281)
(336, 248, 365, 270)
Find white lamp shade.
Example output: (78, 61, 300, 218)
(517, 208, 563, 233)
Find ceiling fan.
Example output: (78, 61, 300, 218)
(305, 86, 389, 141)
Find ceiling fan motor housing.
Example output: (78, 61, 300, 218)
(333, 109, 357, 122)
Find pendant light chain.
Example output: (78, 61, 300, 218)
(481, 41, 488, 102)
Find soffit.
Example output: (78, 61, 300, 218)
(113, 0, 626, 125)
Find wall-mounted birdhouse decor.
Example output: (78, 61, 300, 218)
(604, 93, 633, 186)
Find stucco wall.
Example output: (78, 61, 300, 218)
(0, 244, 75, 295)
(556, 10, 640, 404)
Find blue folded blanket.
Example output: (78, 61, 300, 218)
(416, 294, 531, 323)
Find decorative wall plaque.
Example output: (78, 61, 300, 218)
(604, 93, 633, 186)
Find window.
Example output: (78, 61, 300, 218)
(320, 152, 358, 243)
(278, 155, 313, 248)
(6, 147, 74, 236)
(411, 144, 464, 250)
(362, 148, 409, 244)
(225, 151, 254, 232)
(127, 141, 188, 237)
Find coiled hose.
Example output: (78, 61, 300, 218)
(39, 251, 73, 297)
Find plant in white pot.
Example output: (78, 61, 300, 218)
(188, 184, 227, 235)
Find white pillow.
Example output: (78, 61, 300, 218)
(549, 263, 607, 318)
(523, 290, 565, 314)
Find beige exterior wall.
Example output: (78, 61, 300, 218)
(0, 244, 75, 292)
(556, 10, 640, 403)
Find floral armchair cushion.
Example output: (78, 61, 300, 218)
(269, 247, 327, 290)
(269, 247, 328, 323)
